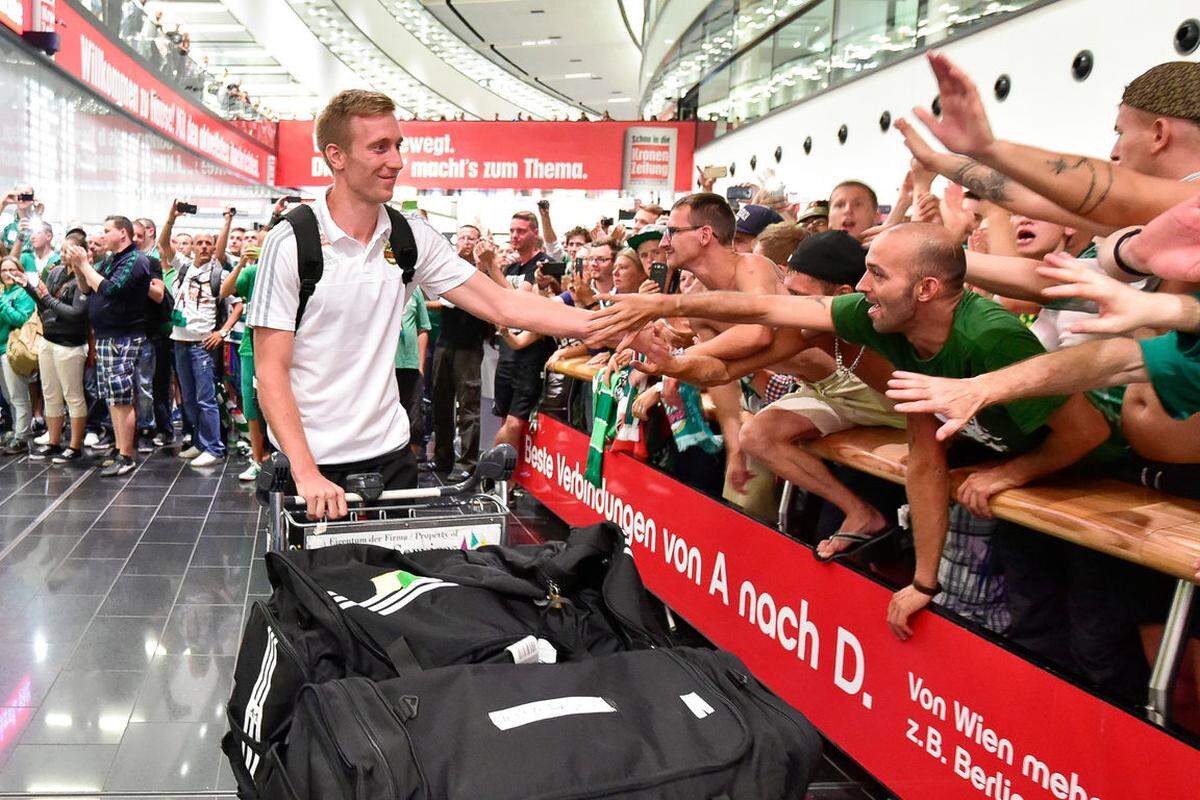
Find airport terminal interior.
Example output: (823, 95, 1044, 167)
(0, 1, 1197, 798)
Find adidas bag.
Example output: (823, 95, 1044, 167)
(254, 647, 822, 800)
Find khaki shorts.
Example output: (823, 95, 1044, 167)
(769, 370, 905, 436)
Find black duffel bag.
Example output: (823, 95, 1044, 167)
(226, 524, 676, 785)
(251, 647, 822, 800)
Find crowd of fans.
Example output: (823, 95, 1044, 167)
(81, 0, 276, 122)
(0, 189, 281, 478)
(424, 53, 1197, 725)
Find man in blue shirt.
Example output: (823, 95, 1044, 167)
(67, 215, 159, 476)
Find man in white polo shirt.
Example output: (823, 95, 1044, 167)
(251, 90, 592, 519)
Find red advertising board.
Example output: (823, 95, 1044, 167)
(276, 119, 696, 192)
(52, 2, 271, 183)
(518, 413, 1200, 799)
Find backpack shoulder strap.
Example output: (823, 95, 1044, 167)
(383, 206, 418, 285)
(283, 204, 323, 330)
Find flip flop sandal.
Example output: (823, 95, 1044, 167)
(813, 526, 902, 563)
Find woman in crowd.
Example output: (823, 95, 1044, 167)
(611, 247, 649, 295)
(0, 256, 36, 454)
(19, 238, 89, 462)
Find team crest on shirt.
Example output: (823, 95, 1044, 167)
(384, 243, 397, 265)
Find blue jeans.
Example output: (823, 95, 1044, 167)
(134, 338, 155, 432)
(174, 342, 224, 457)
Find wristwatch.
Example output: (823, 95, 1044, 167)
(911, 579, 941, 597)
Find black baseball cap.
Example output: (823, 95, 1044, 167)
(787, 230, 866, 286)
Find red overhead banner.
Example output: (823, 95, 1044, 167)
(518, 413, 1200, 800)
(275, 119, 696, 192)
(52, 2, 271, 183)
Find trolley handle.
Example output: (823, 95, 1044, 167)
(259, 444, 518, 509)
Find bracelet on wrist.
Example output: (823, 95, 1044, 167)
(912, 579, 941, 597)
(1112, 228, 1150, 278)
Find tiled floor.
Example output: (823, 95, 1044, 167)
(0, 440, 567, 796)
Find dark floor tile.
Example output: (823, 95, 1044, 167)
(43, 558, 125, 595)
(190, 536, 253, 568)
(124, 472, 177, 488)
(70, 528, 142, 559)
(160, 604, 243, 656)
(55, 494, 121, 513)
(201, 511, 260, 537)
(0, 532, 78, 570)
(0, 515, 38, 540)
(248, 559, 271, 596)
(26, 510, 100, 536)
(122, 543, 194, 576)
(67, 616, 164, 671)
(130, 654, 233, 723)
(91, 505, 154, 530)
(113, 486, 168, 507)
(0, 496, 63, 516)
(0, 591, 101, 644)
(142, 517, 202, 544)
(21, 472, 87, 496)
(209, 494, 256, 514)
(178, 567, 249, 605)
(0, 743, 117, 792)
(170, 476, 221, 494)
(20, 669, 144, 744)
(103, 721, 221, 792)
(99, 574, 182, 617)
(155, 496, 210, 518)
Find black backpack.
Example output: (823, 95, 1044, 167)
(282, 203, 418, 331)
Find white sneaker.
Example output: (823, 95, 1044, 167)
(238, 462, 262, 482)
(34, 431, 49, 446)
(178, 446, 202, 459)
(84, 431, 100, 447)
(190, 451, 223, 468)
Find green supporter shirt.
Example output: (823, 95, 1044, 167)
(235, 263, 258, 358)
(19, 248, 60, 279)
(830, 291, 1069, 455)
(1139, 295, 1200, 420)
(0, 283, 35, 356)
(394, 290, 431, 371)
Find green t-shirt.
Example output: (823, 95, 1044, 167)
(235, 263, 258, 358)
(1, 221, 18, 249)
(831, 291, 1068, 455)
(394, 290, 431, 370)
(1140, 325, 1200, 420)
(19, 248, 60, 279)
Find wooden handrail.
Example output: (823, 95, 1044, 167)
(545, 361, 1200, 584)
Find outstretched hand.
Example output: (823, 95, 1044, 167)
(912, 52, 996, 158)
(886, 371, 988, 441)
(1037, 251, 1164, 335)
(1122, 193, 1200, 282)
(585, 292, 672, 347)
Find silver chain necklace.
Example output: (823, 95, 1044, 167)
(833, 337, 865, 375)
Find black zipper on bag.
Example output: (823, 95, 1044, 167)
(305, 691, 356, 799)
(281, 558, 396, 670)
(367, 680, 431, 800)
(255, 601, 311, 684)
(727, 667, 812, 743)
(333, 682, 399, 800)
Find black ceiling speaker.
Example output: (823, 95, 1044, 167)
(931, 95, 941, 117)
(837, 124, 848, 144)
(879, 111, 891, 132)
(749, 155, 757, 170)
(729, 163, 736, 177)
(1072, 50, 1093, 81)
(803, 136, 812, 155)
(994, 74, 1011, 101)
(774, 146, 782, 163)
(1176, 18, 1200, 55)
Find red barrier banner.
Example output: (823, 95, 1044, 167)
(52, 3, 270, 183)
(518, 413, 1200, 800)
(275, 119, 696, 192)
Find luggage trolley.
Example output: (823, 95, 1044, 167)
(256, 445, 517, 554)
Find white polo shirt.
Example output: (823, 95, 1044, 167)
(249, 190, 475, 464)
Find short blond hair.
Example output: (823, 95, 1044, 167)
(315, 90, 396, 168)
(755, 221, 807, 266)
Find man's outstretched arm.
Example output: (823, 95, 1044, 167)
(590, 291, 836, 343)
(886, 337, 1148, 441)
(443, 270, 592, 340)
(914, 51, 1197, 227)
